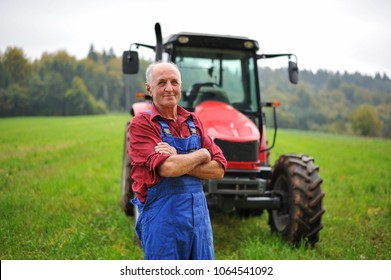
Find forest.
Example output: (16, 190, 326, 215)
(1, 46, 390, 138)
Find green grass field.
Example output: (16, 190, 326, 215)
(0, 115, 390, 259)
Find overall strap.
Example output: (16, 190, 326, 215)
(156, 118, 172, 137)
(186, 116, 198, 135)
(156, 116, 198, 137)
(145, 110, 171, 137)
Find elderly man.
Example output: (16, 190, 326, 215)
(129, 61, 227, 260)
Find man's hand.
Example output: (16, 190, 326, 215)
(198, 148, 211, 163)
(155, 142, 177, 155)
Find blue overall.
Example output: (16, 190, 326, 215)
(132, 116, 214, 260)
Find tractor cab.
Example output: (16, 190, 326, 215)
(164, 33, 261, 115)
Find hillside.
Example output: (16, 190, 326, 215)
(1, 47, 390, 138)
(260, 67, 391, 137)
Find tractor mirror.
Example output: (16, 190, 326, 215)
(288, 61, 299, 84)
(122, 51, 139, 74)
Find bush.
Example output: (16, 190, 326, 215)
(351, 104, 383, 137)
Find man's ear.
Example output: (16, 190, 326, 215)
(145, 83, 152, 95)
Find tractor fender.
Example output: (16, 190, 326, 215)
(131, 101, 152, 116)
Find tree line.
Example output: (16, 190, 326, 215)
(1, 46, 390, 138)
(0, 46, 132, 117)
(259, 67, 391, 138)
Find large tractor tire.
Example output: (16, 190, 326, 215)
(121, 121, 135, 216)
(268, 154, 325, 247)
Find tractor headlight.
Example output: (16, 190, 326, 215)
(244, 41, 254, 49)
(178, 36, 189, 44)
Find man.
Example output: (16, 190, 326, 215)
(128, 61, 227, 260)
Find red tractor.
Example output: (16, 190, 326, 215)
(121, 23, 325, 246)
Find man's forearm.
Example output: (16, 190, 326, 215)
(187, 160, 225, 179)
(157, 148, 211, 177)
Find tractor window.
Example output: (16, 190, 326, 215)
(173, 47, 259, 113)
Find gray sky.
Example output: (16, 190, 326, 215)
(1, 0, 390, 77)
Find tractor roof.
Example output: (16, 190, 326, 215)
(164, 32, 259, 51)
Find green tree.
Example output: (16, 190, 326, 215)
(351, 104, 384, 137)
(87, 44, 99, 62)
(34, 51, 79, 115)
(79, 51, 127, 112)
(0, 84, 29, 116)
(105, 57, 125, 110)
(65, 76, 106, 115)
(1, 47, 31, 88)
(377, 103, 391, 138)
(39, 51, 77, 86)
(28, 73, 52, 115)
(0, 88, 11, 116)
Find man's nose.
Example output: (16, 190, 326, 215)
(164, 81, 174, 91)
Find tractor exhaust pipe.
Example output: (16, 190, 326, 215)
(154, 22, 163, 61)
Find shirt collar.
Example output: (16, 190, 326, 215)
(150, 103, 191, 121)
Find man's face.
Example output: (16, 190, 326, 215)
(146, 63, 182, 109)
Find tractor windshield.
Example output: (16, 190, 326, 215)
(173, 47, 259, 113)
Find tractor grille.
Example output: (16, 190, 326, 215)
(214, 139, 258, 162)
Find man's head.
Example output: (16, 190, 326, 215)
(145, 62, 182, 111)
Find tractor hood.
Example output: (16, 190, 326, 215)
(195, 101, 259, 142)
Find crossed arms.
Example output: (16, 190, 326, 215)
(155, 142, 225, 179)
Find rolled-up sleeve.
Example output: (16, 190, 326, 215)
(129, 113, 170, 201)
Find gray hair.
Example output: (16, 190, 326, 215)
(145, 61, 181, 85)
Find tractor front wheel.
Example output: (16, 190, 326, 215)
(121, 121, 135, 216)
(268, 154, 325, 247)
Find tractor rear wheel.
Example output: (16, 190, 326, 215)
(268, 154, 325, 247)
(121, 122, 135, 216)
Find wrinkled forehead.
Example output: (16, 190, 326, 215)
(153, 63, 181, 82)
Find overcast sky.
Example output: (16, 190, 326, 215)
(1, 0, 390, 77)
